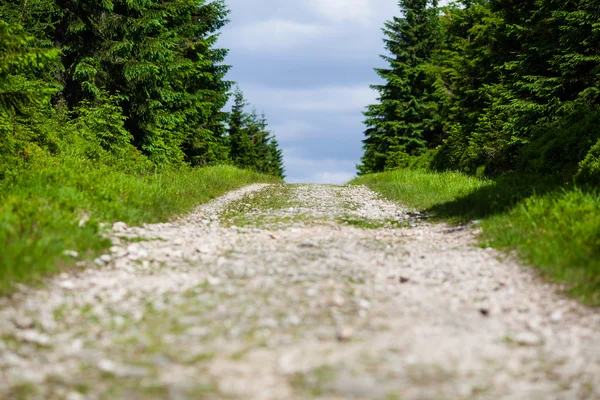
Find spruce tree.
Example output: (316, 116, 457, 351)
(228, 89, 254, 169)
(227, 89, 285, 177)
(50, 0, 232, 166)
(0, 20, 59, 176)
(359, 0, 439, 174)
(267, 138, 286, 179)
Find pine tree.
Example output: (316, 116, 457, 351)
(359, 0, 439, 174)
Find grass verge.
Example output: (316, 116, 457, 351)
(0, 162, 279, 294)
(351, 169, 600, 305)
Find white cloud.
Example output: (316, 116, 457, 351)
(284, 154, 357, 184)
(220, 1, 400, 58)
(243, 84, 377, 113)
(222, 19, 328, 52)
(268, 120, 314, 141)
(219, 0, 407, 182)
(307, 0, 375, 23)
(313, 171, 357, 184)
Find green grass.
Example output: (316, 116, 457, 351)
(352, 169, 600, 305)
(336, 216, 410, 229)
(0, 162, 279, 294)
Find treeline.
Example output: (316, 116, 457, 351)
(0, 0, 284, 179)
(360, 0, 600, 182)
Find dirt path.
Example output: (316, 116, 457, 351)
(1, 184, 599, 400)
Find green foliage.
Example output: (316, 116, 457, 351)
(519, 107, 600, 180)
(227, 88, 286, 178)
(352, 169, 600, 305)
(0, 20, 60, 177)
(578, 138, 600, 184)
(483, 188, 600, 305)
(63, 94, 153, 172)
(351, 169, 491, 212)
(362, 0, 600, 184)
(0, 0, 286, 294)
(62, 0, 233, 165)
(359, 0, 440, 174)
(2, 0, 233, 167)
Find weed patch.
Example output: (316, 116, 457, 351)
(0, 164, 279, 295)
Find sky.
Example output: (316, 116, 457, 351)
(218, 0, 400, 184)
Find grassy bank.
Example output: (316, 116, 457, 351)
(0, 163, 278, 294)
(351, 170, 600, 305)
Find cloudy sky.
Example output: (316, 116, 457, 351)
(219, 0, 400, 184)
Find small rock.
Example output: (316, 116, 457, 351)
(2, 352, 24, 367)
(551, 311, 563, 322)
(98, 359, 117, 374)
(399, 276, 410, 284)
(66, 392, 85, 400)
(514, 331, 542, 346)
(60, 280, 76, 290)
(78, 213, 89, 228)
(207, 276, 221, 286)
(100, 254, 112, 263)
(112, 222, 128, 232)
(18, 330, 51, 346)
(286, 315, 301, 326)
(337, 326, 354, 342)
(186, 327, 210, 337)
(13, 316, 34, 330)
(151, 354, 171, 367)
(127, 248, 149, 261)
(260, 318, 278, 328)
(63, 250, 79, 259)
(359, 299, 371, 309)
(329, 295, 345, 307)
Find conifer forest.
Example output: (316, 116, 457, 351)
(2, 1, 600, 398)
(0, 0, 284, 177)
(0, 0, 283, 286)
(360, 0, 600, 181)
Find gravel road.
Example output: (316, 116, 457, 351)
(1, 184, 599, 400)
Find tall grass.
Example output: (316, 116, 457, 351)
(0, 162, 278, 294)
(352, 170, 600, 305)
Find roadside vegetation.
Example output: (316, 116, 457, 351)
(0, 165, 278, 294)
(352, 170, 600, 306)
(355, 0, 600, 305)
(0, 1, 284, 293)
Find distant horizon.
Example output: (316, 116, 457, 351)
(219, 0, 401, 184)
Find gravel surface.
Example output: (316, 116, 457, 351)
(1, 184, 599, 399)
